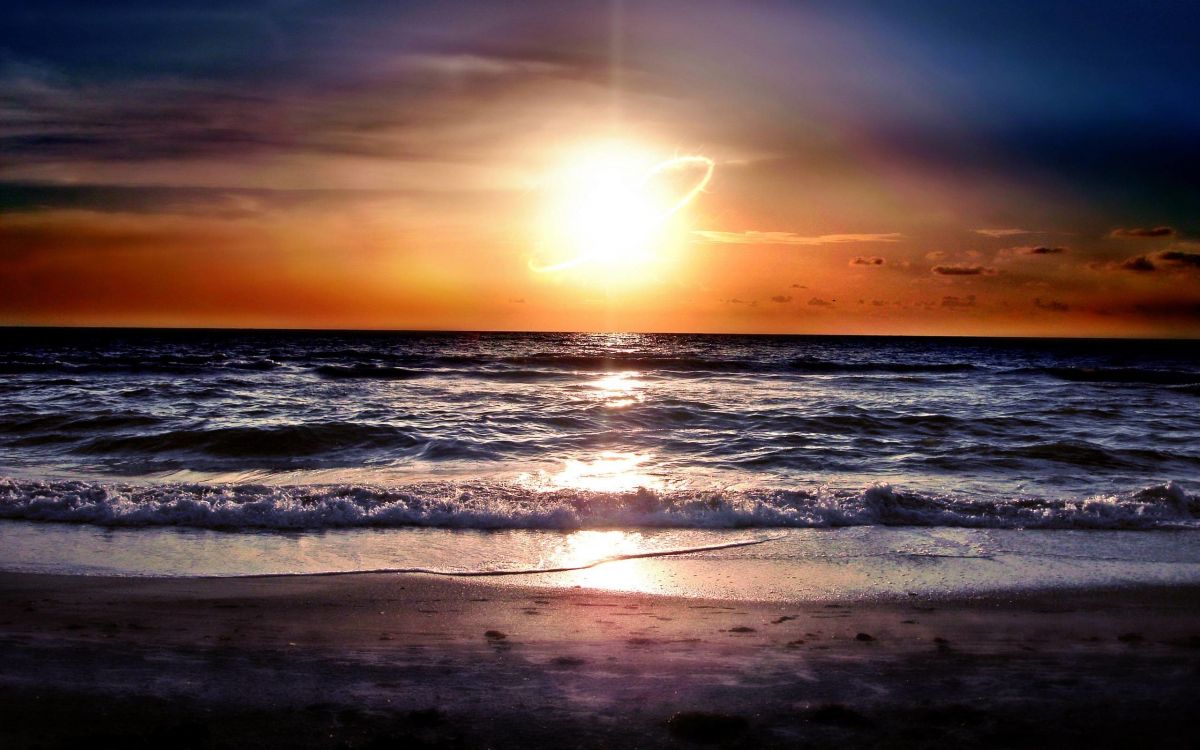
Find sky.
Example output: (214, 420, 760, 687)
(2, 0, 1198, 336)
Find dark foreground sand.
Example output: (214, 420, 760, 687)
(1, 572, 1199, 749)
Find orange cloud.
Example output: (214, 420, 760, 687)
(931, 265, 996, 276)
(693, 231, 902, 246)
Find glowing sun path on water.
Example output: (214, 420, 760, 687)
(530, 152, 714, 274)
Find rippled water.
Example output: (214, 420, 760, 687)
(1, 328, 1198, 533)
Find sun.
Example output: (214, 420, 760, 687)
(530, 141, 713, 277)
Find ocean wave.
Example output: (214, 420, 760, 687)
(78, 423, 423, 457)
(0, 412, 164, 434)
(0, 477, 1195, 531)
(304, 355, 982, 382)
(0, 356, 281, 375)
(786, 358, 977, 374)
(1018, 366, 1200, 386)
(14, 349, 1199, 386)
(491, 354, 979, 376)
(315, 364, 427, 380)
(923, 440, 1199, 470)
(316, 362, 573, 383)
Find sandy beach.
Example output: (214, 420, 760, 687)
(2, 571, 1198, 748)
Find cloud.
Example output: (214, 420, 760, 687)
(941, 295, 977, 308)
(1109, 226, 1176, 239)
(1118, 255, 1157, 272)
(769, 295, 792, 303)
(1034, 298, 1070, 312)
(995, 245, 1067, 262)
(725, 298, 757, 306)
(0, 181, 387, 217)
(1105, 249, 1200, 273)
(807, 297, 834, 307)
(790, 283, 807, 289)
(0, 33, 620, 187)
(1158, 250, 1200, 268)
(931, 265, 996, 276)
(974, 228, 1030, 238)
(694, 231, 902, 246)
(850, 256, 885, 266)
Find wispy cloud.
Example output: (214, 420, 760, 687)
(974, 228, 1030, 238)
(941, 295, 977, 308)
(694, 231, 902, 246)
(1034, 298, 1070, 312)
(1109, 226, 1176, 239)
(931, 265, 996, 276)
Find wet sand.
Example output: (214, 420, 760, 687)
(2, 571, 1199, 748)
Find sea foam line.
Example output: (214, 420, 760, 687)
(1, 476, 1197, 531)
(221, 534, 784, 579)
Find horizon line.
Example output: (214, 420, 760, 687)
(0, 323, 1196, 343)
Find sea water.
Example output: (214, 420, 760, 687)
(2, 329, 1198, 594)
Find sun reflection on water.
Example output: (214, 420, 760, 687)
(586, 371, 644, 408)
(546, 451, 662, 493)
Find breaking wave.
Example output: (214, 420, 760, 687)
(1, 477, 1196, 531)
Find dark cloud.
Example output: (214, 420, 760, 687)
(769, 295, 792, 303)
(0, 181, 429, 216)
(1095, 248, 1200, 273)
(1118, 255, 1157, 272)
(931, 265, 995, 276)
(1158, 250, 1200, 268)
(807, 297, 833, 307)
(790, 284, 807, 289)
(1022, 246, 1067, 255)
(941, 295, 977, 308)
(1110, 226, 1176, 239)
(1034, 298, 1070, 312)
(0, 7, 621, 174)
(850, 256, 884, 266)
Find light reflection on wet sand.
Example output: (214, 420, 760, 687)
(3, 521, 1200, 601)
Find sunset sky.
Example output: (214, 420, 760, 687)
(2, 1, 1198, 336)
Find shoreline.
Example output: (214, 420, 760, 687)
(8, 565, 1200, 602)
(3, 571, 1199, 748)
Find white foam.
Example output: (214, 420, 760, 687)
(0, 476, 1196, 531)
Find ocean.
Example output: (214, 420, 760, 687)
(2, 328, 1199, 591)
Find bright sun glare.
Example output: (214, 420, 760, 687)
(531, 142, 714, 276)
